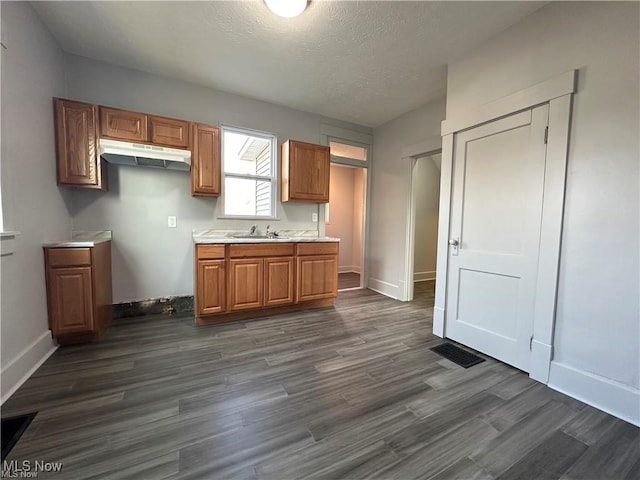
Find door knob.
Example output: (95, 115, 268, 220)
(448, 239, 459, 246)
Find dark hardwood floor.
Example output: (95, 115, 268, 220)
(2, 281, 638, 479)
(338, 272, 361, 290)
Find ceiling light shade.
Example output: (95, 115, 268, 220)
(264, 0, 308, 18)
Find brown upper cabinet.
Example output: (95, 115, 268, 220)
(54, 98, 222, 195)
(54, 98, 106, 190)
(99, 106, 148, 142)
(149, 115, 191, 148)
(191, 124, 221, 196)
(281, 140, 330, 203)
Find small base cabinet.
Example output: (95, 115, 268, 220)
(194, 241, 338, 325)
(44, 242, 112, 344)
(296, 242, 339, 302)
(264, 256, 295, 306)
(195, 245, 226, 315)
(228, 258, 264, 311)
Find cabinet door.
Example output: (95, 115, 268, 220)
(54, 98, 105, 189)
(196, 260, 226, 315)
(149, 115, 191, 148)
(283, 140, 330, 202)
(296, 254, 338, 302)
(99, 106, 148, 142)
(48, 266, 94, 335)
(228, 259, 263, 311)
(191, 124, 221, 196)
(264, 256, 294, 307)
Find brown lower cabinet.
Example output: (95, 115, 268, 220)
(44, 242, 112, 344)
(194, 242, 337, 325)
(264, 256, 295, 306)
(228, 258, 264, 311)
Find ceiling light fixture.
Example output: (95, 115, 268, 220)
(264, 0, 308, 18)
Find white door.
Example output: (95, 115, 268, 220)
(445, 105, 549, 372)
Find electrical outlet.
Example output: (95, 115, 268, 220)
(312, 212, 318, 222)
(167, 216, 177, 228)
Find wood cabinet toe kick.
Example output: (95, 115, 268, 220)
(194, 242, 339, 325)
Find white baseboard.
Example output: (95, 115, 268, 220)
(1, 330, 57, 404)
(548, 361, 640, 427)
(339, 266, 361, 274)
(433, 306, 445, 337)
(368, 277, 402, 300)
(414, 270, 436, 282)
(529, 339, 552, 383)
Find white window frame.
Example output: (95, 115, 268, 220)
(219, 125, 278, 220)
(326, 137, 370, 166)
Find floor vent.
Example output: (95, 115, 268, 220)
(1, 412, 37, 461)
(431, 342, 485, 368)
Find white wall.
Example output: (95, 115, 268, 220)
(64, 55, 372, 302)
(370, 97, 446, 298)
(326, 164, 354, 271)
(0, 2, 69, 400)
(446, 2, 639, 424)
(413, 153, 440, 281)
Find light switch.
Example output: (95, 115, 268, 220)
(167, 216, 177, 228)
(312, 212, 318, 222)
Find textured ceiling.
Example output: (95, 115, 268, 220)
(32, 1, 547, 127)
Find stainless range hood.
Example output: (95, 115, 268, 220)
(99, 138, 191, 171)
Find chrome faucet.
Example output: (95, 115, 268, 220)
(249, 225, 257, 236)
(266, 225, 272, 238)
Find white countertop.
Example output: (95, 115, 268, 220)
(42, 230, 113, 248)
(193, 229, 339, 244)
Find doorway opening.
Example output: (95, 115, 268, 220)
(326, 163, 367, 291)
(406, 150, 442, 302)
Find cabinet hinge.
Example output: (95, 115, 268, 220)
(530, 335, 534, 351)
(544, 126, 549, 144)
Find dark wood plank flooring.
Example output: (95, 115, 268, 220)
(338, 272, 360, 290)
(3, 281, 638, 479)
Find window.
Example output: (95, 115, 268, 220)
(222, 126, 276, 218)
(329, 139, 368, 163)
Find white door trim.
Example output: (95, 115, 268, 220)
(441, 70, 577, 135)
(435, 70, 576, 383)
(320, 128, 373, 290)
(403, 138, 442, 302)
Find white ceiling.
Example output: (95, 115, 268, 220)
(32, 1, 547, 127)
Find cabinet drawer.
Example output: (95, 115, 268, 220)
(196, 244, 225, 260)
(296, 242, 338, 256)
(47, 248, 92, 267)
(229, 243, 294, 258)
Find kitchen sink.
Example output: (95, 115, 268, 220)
(229, 234, 290, 240)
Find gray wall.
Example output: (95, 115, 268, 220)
(0, 2, 70, 398)
(65, 55, 372, 302)
(446, 2, 639, 420)
(369, 97, 446, 298)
